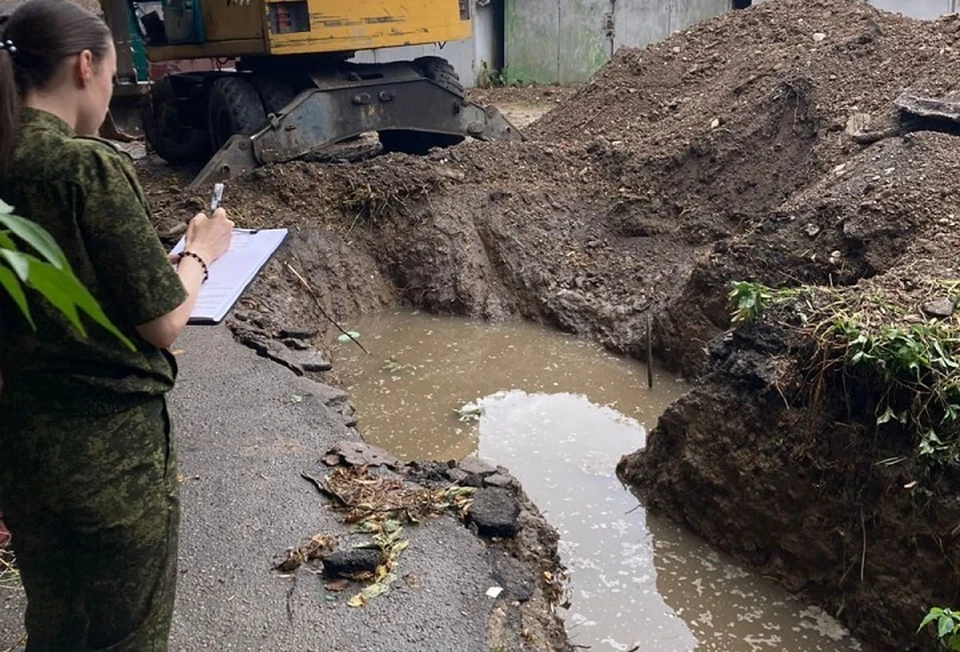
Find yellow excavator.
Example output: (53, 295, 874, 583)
(100, 0, 521, 189)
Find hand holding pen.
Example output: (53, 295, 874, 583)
(210, 182, 224, 211)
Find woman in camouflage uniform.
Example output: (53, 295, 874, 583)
(0, 1, 234, 649)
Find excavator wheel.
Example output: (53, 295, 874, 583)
(141, 77, 210, 164)
(207, 76, 268, 152)
(252, 78, 299, 116)
(414, 56, 464, 98)
(379, 56, 466, 155)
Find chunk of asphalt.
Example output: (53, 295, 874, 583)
(279, 327, 319, 340)
(265, 342, 333, 374)
(323, 440, 401, 469)
(459, 455, 496, 477)
(322, 549, 382, 578)
(483, 472, 516, 489)
(467, 487, 521, 538)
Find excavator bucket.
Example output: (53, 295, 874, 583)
(185, 61, 524, 190)
(100, 108, 142, 142)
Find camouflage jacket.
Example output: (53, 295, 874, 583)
(0, 108, 187, 414)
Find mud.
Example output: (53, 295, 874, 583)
(135, 0, 960, 649)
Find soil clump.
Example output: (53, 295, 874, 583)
(135, 0, 960, 648)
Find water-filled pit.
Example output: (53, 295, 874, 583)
(327, 310, 865, 651)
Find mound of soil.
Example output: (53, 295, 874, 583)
(618, 219, 960, 651)
(135, 0, 960, 648)
(530, 0, 960, 374)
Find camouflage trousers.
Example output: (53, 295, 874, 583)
(0, 395, 180, 652)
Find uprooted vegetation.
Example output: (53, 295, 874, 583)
(135, 0, 960, 649)
(730, 278, 960, 476)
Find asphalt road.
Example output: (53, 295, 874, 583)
(1, 325, 500, 652)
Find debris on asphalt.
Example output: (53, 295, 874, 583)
(274, 533, 337, 573)
(320, 440, 401, 470)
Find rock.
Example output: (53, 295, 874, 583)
(484, 472, 516, 489)
(923, 298, 956, 318)
(325, 440, 401, 469)
(280, 327, 318, 340)
(322, 549, 382, 578)
(282, 337, 311, 350)
(844, 112, 872, 137)
(468, 488, 521, 538)
(459, 455, 496, 477)
(264, 342, 333, 375)
(813, 32, 826, 42)
(445, 468, 470, 484)
(235, 331, 269, 354)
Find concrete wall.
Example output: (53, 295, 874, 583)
(505, 0, 960, 86)
(869, 0, 957, 20)
(346, 0, 960, 88)
(505, 0, 730, 85)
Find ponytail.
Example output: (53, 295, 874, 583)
(0, 0, 111, 174)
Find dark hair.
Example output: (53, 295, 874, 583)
(0, 0, 111, 173)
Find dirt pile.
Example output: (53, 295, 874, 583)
(136, 1, 960, 648)
(144, 0, 960, 376)
(619, 217, 960, 651)
(531, 0, 960, 373)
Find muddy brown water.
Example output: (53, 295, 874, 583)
(327, 310, 865, 652)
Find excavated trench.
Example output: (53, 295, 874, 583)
(139, 1, 960, 649)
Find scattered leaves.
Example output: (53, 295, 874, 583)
(274, 534, 337, 573)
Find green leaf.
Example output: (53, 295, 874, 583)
(920, 609, 942, 632)
(0, 205, 70, 271)
(0, 230, 17, 250)
(20, 252, 135, 351)
(20, 255, 86, 337)
(0, 248, 30, 281)
(0, 209, 133, 351)
(941, 616, 956, 640)
(0, 265, 34, 329)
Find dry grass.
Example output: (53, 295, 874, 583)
(0, 540, 18, 591)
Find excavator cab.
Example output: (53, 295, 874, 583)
(102, 0, 521, 189)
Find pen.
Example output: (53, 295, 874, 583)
(210, 182, 224, 211)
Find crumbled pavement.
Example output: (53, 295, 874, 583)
(0, 324, 570, 651)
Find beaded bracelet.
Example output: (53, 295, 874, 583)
(178, 250, 209, 283)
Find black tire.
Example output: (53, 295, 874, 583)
(378, 130, 464, 155)
(207, 76, 268, 152)
(141, 77, 209, 164)
(252, 78, 298, 116)
(413, 56, 464, 98)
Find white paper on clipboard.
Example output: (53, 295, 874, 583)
(170, 228, 288, 324)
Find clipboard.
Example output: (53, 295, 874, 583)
(170, 228, 288, 324)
